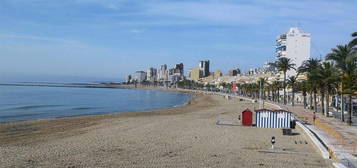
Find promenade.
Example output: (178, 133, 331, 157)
(262, 99, 357, 168)
(203, 89, 356, 167)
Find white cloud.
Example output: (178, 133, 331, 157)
(129, 29, 145, 33)
(0, 33, 83, 46)
(145, 2, 268, 25)
(4, 0, 356, 27)
(140, 0, 357, 26)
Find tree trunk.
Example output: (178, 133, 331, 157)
(341, 83, 345, 122)
(348, 95, 352, 125)
(269, 89, 272, 101)
(303, 91, 307, 109)
(325, 89, 330, 117)
(341, 94, 345, 122)
(321, 91, 325, 115)
(277, 88, 280, 103)
(314, 90, 318, 113)
(292, 85, 295, 106)
(283, 72, 287, 105)
(309, 91, 313, 109)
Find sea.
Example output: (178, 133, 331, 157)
(0, 85, 193, 123)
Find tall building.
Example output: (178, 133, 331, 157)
(158, 64, 169, 82)
(146, 67, 157, 83)
(189, 68, 203, 81)
(165, 63, 184, 83)
(236, 68, 241, 75)
(173, 63, 184, 75)
(228, 68, 241, 76)
(132, 71, 147, 83)
(276, 27, 311, 76)
(199, 60, 210, 77)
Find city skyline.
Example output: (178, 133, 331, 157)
(1, 0, 356, 82)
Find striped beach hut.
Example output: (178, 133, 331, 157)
(255, 109, 293, 128)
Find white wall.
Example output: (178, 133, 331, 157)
(285, 27, 311, 76)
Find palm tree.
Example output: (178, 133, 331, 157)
(299, 58, 321, 113)
(317, 62, 339, 116)
(348, 32, 357, 49)
(313, 65, 327, 115)
(326, 45, 357, 125)
(309, 69, 321, 114)
(258, 78, 268, 108)
(295, 78, 313, 110)
(270, 57, 296, 104)
(287, 75, 298, 106)
(271, 81, 282, 102)
(297, 80, 308, 109)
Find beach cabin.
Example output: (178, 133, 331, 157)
(241, 109, 253, 126)
(255, 109, 292, 128)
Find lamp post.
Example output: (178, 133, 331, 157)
(271, 136, 276, 149)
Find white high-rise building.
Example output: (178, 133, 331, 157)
(158, 64, 169, 82)
(132, 71, 147, 83)
(147, 67, 157, 83)
(276, 27, 311, 76)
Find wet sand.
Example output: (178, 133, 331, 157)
(0, 93, 331, 168)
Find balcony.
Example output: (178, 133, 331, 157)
(276, 45, 286, 52)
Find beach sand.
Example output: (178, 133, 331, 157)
(0, 93, 332, 168)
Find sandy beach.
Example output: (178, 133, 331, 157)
(0, 92, 332, 168)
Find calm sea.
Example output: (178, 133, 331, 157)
(0, 86, 193, 123)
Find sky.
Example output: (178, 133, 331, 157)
(0, 0, 356, 82)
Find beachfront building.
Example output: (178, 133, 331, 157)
(132, 71, 147, 83)
(168, 63, 184, 83)
(189, 68, 203, 81)
(228, 69, 241, 76)
(276, 27, 311, 76)
(173, 63, 184, 76)
(199, 60, 210, 77)
(158, 64, 169, 82)
(146, 67, 158, 83)
(155, 63, 185, 86)
(200, 70, 224, 83)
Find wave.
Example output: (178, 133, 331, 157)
(71, 107, 97, 110)
(0, 112, 45, 119)
(0, 105, 62, 111)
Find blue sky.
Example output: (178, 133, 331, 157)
(0, 0, 356, 82)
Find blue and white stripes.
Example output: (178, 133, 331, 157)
(256, 109, 292, 128)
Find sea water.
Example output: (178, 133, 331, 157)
(0, 86, 193, 123)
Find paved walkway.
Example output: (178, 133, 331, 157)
(273, 101, 357, 168)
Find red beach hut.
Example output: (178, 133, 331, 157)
(242, 109, 253, 126)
